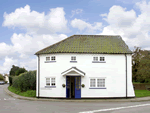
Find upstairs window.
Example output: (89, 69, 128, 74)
(46, 78, 50, 85)
(100, 57, 105, 61)
(71, 56, 76, 61)
(45, 56, 56, 63)
(51, 56, 56, 61)
(92, 56, 105, 63)
(93, 57, 98, 61)
(46, 57, 50, 61)
(51, 78, 55, 86)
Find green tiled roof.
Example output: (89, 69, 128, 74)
(35, 35, 132, 55)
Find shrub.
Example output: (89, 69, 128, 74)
(15, 68, 27, 76)
(9, 76, 13, 86)
(12, 76, 20, 88)
(9, 65, 20, 76)
(12, 70, 36, 92)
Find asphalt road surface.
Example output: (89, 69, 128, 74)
(0, 84, 150, 113)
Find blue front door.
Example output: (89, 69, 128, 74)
(75, 76, 81, 98)
(66, 76, 70, 98)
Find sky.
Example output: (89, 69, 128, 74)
(0, 0, 150, 75)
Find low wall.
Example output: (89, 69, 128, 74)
(133, 83, 150, 90)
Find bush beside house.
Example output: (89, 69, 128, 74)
(8, 70, 36, 97)
(12, 70, 36, 92)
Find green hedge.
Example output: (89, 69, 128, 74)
(9, 76, 13, 86)
(12, 70, 36, 92)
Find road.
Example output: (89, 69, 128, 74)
(0, 84, 150, 113)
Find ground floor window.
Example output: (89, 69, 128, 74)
(46, 77, 56, 87)
(89, 78, 106, 88)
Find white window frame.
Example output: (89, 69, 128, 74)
(46, 77, 56, 87)
(46, 57, 50, 61)
(100, 57, 105, 61)
(71, 56, 76, 61)
(46, 78, 50, 85)
(93, 57, 98, 61)
(51, 56, 56, 61)
(45, 56, 56, 62)
(89, 77, 106, 88)
(97, 78, 105, 87)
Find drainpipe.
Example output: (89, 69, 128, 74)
(38, 55, 40, 98)
(125, 53, 127, 99)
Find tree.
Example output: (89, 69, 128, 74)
(132, 46, 142, 82)
(15, 68, 27, 76)
(9, 65, 20, 76)
(0, 74, 4, 81)
(136, 50, 150, 83)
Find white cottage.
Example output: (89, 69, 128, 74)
(3, 74, 9, 83)
(35, 35, 135, 99)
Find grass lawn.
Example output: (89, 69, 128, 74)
(135, 90, 150, 98)
(8, 86, 36, 97)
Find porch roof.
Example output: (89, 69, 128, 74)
(61, 67, 85, 76)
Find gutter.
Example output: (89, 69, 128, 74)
(38, 55, 40, 98)
(125, 53, 127, 99)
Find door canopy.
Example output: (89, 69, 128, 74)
(61, 67, 85, 76)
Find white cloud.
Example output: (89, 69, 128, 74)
(71, 18, 102, 33)
(99, 1, 150, 50)
(3, 5, 69, 34)
(1, 5, 69, 74)
(10, 33, 67, 58)
(0, 42, 17, 60)
(103, 5, 136, 28)
(0, 56, 18, 74)
(20, 58, 37, 71)
(0, 33, 67, 74)
(71, 9, 83, 18)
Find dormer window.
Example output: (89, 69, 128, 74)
(71, 56, 76, 61)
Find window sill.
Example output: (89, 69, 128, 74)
(89, 87, 106, 89)
(92, 61, 106, 63)
(45, 86, 56, 88)
(70, 61, 77, 63)
(45, 61, 56, 63)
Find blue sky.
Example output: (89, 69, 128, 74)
(0, 0, 150, 74)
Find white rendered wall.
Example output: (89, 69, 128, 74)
(37, 53, 135, 98)
(36, 56, 39, 97)
(4, 76, 9, 83)
(127, 54, 135, 97)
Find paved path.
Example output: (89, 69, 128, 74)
(1, 84, 150, 113)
